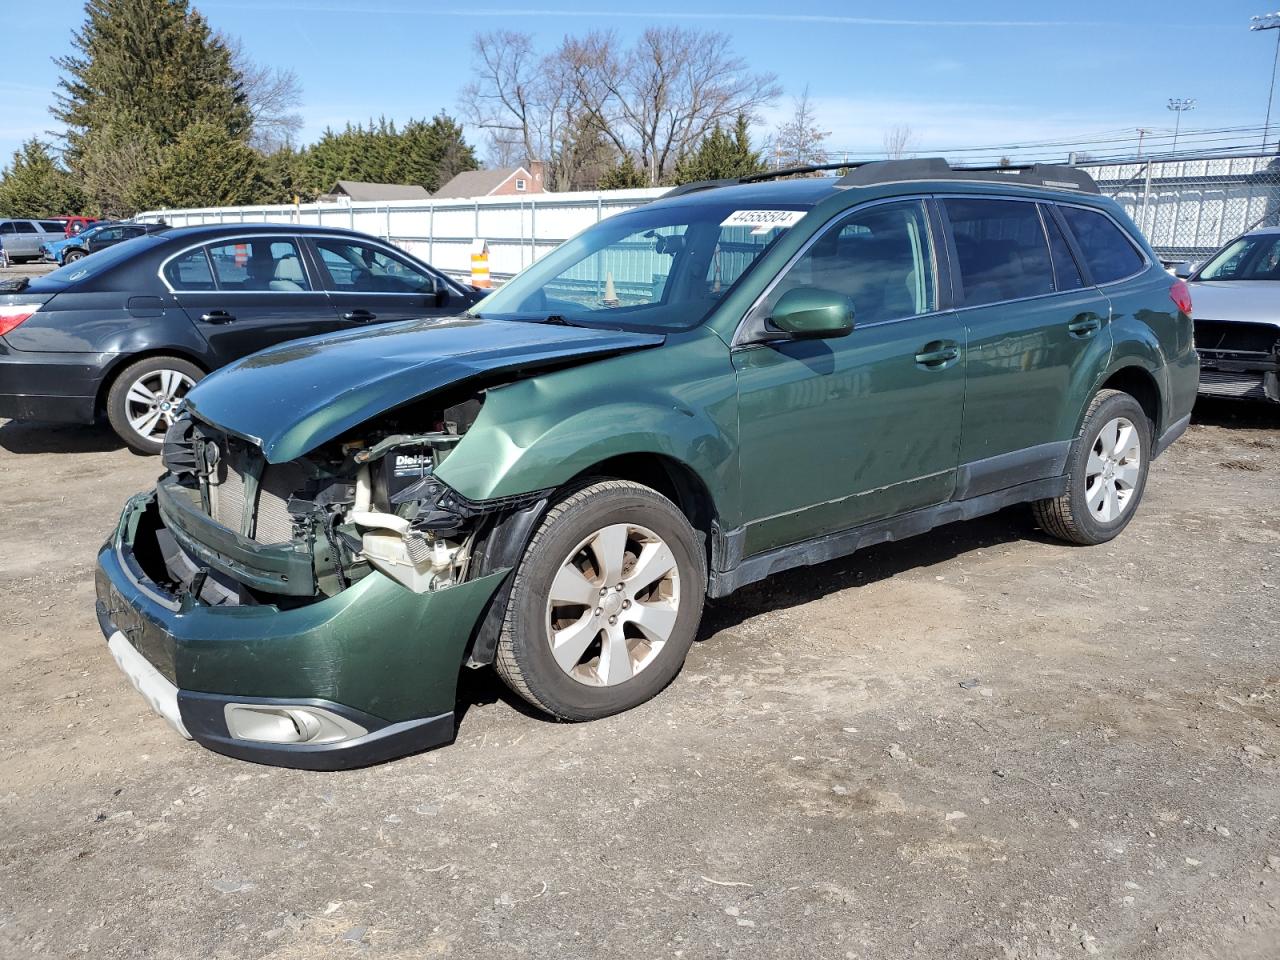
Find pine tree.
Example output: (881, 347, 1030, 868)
(599, 154, 649, 190)
(0, 140, 85, 217)
(672, 114, 765, 185)
(144, 121, 267, 208)
(300, 114, 477, 194)
(53, 0, 250, 155)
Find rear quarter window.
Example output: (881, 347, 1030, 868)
(1058, 206, 1146, 284)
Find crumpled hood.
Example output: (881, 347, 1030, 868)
(1187, 280, 1280, 327)
(185, 316, 664, 463)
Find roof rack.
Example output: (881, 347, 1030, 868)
(664, 157, 1099, 198)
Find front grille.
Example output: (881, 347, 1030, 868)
(1199, 369, 1269, 399)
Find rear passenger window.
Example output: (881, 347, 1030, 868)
(40, 221, 64, 233)
(207, 239, 310, 292)
(944, 198, 1055, 306)
(754, 199, 936, 326)
(165, 248, 217, 291)
(1058, 207, 1145, 284)
(1042, 207, 1084, 291)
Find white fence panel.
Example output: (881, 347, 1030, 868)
(137, 188, 665, 283)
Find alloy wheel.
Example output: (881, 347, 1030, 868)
(1085, 416, 1142, 523)
(545, 522, 681, 687)
(124, 369, 194, 443)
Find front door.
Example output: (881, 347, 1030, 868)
(306, 236, 466, 327)
(734, 199, 967, 556)
(941, 198, 1113, 492)
(168, 236, 343, 365)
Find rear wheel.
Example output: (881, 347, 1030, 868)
(106, 356, 202, 455)
(1033, 389, 1151, 545)
(494, 480, 706, 721)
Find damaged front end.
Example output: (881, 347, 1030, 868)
(154, 392, 544, 608)
(1194, 319, 1280, 402)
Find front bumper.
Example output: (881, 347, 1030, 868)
(95, 492, 509, 769)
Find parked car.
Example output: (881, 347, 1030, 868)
(1175, 228, 1280, 403)
(40, 220, 117, 264)
(0, 223, 484, 453)
(41, 220, 166, 265)
(91, 158, 1198, 769)
(50, 215, 101, 237)
(0, 218, 71, 262)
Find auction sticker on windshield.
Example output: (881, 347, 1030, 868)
(720, 209, 807, 234)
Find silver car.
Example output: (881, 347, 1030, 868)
(1177, 228, 1280, 403)
(0, 218, 68, 262)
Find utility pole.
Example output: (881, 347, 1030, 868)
(1136, 127, 1151, 158)
(1251, 12, 1280, 151)
(1167, 98, 1196, 157)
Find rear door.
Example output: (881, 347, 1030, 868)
(165, 236, 344, 365)
(10, 221, 41, 258)
(941, 196, 1112, 497)
(305, 235, 469, 327)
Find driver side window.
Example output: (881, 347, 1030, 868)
(314, 239, 437, 294)
(754, 200, 937, 328)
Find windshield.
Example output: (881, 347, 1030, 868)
(1197, 233, 1280, 281)
(470, 200, 814, 331)
(34, 232, 168, 288)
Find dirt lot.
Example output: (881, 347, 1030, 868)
(0, 400, 1277, 960)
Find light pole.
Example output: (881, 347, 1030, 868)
(1167, 98, 1196, 156)
(1251, 12, 1280, 151)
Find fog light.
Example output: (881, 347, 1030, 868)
(224, 704, 368, 745)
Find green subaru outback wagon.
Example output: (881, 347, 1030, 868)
(95, 158, 1198, 768)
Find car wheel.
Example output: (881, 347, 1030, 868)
(1033, 389, 1152, 546)
(106, 356, 203, 455)
(494, 480, 707, 721)
(64, 250, 85, 263)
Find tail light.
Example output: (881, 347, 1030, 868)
(0, 303, 41, 337)
(1169, 278, 1193, 316)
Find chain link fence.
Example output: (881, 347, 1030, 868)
(1079, 153, 1280, 265)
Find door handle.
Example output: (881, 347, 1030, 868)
(344, 309, 377, 323)
(199, 310, 236, 324)
(914, 342, 961, 368)
(1067, 314, 1102, 337)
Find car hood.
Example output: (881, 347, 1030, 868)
(184, 316, 665, 463)
(1187, 280, 1280, 327)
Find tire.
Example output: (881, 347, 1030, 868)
(106, 356, 203, 455)
(495, 480, 707, 721)
(1033, 389, 1152, 545)
(64, 249, 85, 263)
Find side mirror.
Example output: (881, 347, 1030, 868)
(1171, 261, 1194, 279)
(769, 288, 855, 340)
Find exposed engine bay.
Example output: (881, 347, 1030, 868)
(144, 390, 543, 608)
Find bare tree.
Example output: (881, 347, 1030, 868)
(564, 27, 779, 185)
(224, 36, 303, 153)
(460, 31, 542, 170)
(774, 86, 829, 168)
(882, 124, 914, 160)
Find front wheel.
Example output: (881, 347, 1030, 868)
(64, 249, 86, 263)
(105, 356, 203, 455)
(494, 480, 707, 721)
(1033, 389, 1152, 545)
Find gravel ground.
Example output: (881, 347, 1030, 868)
(0, 399, 1277, 960)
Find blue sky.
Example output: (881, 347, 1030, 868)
(1, 0, 1275, 165)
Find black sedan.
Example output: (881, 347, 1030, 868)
(0, 223, 485, 453)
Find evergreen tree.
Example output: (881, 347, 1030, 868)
(599, 154, 649, 190)
(144, 121, 267, 208)
(0, 140, 85, 217)
(53, 0, 249, 155)
(300, 114, 477, 194)
(672, 114, 765, 185)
